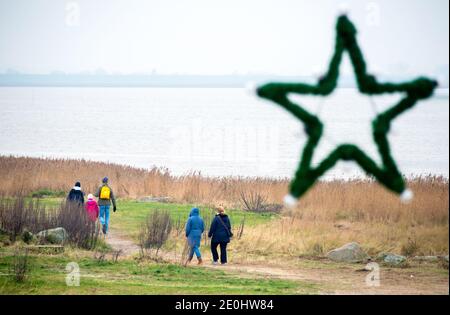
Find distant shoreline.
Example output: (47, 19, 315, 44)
(1, 74, 448, 89)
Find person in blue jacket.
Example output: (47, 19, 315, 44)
(185, 207, 204, 265)
(208, 206, 232, 265)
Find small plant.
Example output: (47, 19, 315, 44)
(10, 248, 29, 283)
(57, 201, 98, 249)
(139, 210, 172, 258)
(93, 250, 107, 263)
(21, 229, 34, 244)
(236, 216, 246, 240)
(401, 238, 420, 257)
(239, 190, 283, 213)
(111, 250, 122, 263)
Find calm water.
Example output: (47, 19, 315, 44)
(0, 87, 448, 179)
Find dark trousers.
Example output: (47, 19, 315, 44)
(211, 241, 228, 263)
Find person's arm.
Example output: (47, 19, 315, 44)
(226, 217, 231, 230)
(227, 217, 233, 236)
(67, 190, 72, 201)
(94, 187, 100, 198)
(110, 188, 117, 209)
(185, 219, 191, 237)
(208, 217, 216, 238)
(81, 192, 85, 204)
(200, 219, 205, 233)
(96, 203, 99, 218)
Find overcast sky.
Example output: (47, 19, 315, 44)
(0, 0, 448, 77)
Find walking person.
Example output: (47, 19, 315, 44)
(185, 207, 204, 265)
(67, 181, 85, 206)
(208, 206, 232, 265)
(85, 193, 100, 232)
(94, 177, 117, 236)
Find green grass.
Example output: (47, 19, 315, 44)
(0, 249, 319, 295)
(113, 200, 276, 240)
(27, 198, 277, 241)
(29, 189, 66, 199)
(0, 197, 304, 295)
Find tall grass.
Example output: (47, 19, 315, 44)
(1, 156, 448, 257)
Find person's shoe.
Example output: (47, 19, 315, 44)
(221, 262, 227, 265)
(197, 258, 203, 265)
(212, 261, 218, 265)
(102, 224, 107, 235)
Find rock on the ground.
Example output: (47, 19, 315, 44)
(137, 196, 172, 203)
(443, 255, 449, 263)
(326, 242, 370, 263)
(412, 256, 439, 262)
(378, 253, 407, 265)
(36, 227, 68, 244)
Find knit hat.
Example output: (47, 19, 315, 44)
(75, 182, 81, 187)
(87, 194, 94, 200)
(102, 177, 108, 183)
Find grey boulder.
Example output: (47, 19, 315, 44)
(36, 227, 68, 244)
(378, 253, 407, 265)
(327, 242, 370, 263)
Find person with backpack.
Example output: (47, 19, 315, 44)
(208, 206, 232, 265)
(94, 177, 117, 236)
(67, 181, 85, 206)
(185, 207, 205, 265)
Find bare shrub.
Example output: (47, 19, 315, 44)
(173, 214, 183, 237)
(239, 190, 282, 213)
(139, 210, 172, 257)
(401, 238, 420, 257)
(93, 250, 107, 263)
(57, 201, 98, 249)
(0, 197, 98, 249)
(111, 250, 122, 263)
(236, 216, 246, 240)
(10, 248, 29, 282)
(180, 239, 191, 267)
(0, 198, 57, 241)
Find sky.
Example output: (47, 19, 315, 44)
(0, 0, 448, 78)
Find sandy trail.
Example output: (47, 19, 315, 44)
(105, 228, 449, 295)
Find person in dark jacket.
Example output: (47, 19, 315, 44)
(208, 206, 232, 265)
(185, 207, 205, 265)
(67, 181, 85, 206)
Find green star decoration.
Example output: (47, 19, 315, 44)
(256, 15, 438, 205)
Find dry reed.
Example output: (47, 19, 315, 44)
(1, 155, 448, 257)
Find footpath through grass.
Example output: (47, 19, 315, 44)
(113, 200, 276, 240)
(0, 197, 302, 295)
(0, 248, 319, 295)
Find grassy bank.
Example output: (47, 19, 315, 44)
(0, 247, 318, 295)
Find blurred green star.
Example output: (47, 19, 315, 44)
(257, 15, 438, 205)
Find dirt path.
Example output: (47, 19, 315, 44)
(106, 228, 141, 257)
(105, 229, 449, 295)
